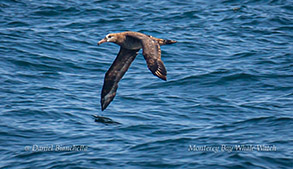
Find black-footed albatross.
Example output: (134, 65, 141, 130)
(98, 31, 176, 111)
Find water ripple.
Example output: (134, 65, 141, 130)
(0, 0, 292, 168)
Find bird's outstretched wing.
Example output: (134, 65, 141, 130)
(140, 37, 167, 81)
(101, 48, 139, 111)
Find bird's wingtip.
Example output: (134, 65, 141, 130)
(165, 40, 177, 44)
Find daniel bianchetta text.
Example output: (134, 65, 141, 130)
(24, 144, 88, 152)
(188, 144, 277, 153)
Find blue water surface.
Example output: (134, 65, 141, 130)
(0, 0, 292, 168)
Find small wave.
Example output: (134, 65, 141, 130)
(7, 58, 63, 71)
(215, 72, 259, 83)
(129, 136, 193, 151)
(154, 69, 258, 87)
(216, 116, 293, 129)
(32, 5, 81, 17)
(6, 21, 29, 27)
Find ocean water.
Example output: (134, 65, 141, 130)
(0, 0, 292, 168)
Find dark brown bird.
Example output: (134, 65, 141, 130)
(98, 31, 176, 111)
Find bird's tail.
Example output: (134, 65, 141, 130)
(147, 35, 177, 45)
(161, 39, 177, 45)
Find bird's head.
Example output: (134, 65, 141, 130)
(98, 33, 117, 45)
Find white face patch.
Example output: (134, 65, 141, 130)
(106, 34, 113, 42)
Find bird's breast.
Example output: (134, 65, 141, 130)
(123, 43, 142, 50)
(119, 36, 142, 50)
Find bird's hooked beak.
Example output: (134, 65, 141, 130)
(98, 37, 107, 45)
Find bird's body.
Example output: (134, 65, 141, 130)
(98, 31, 176, 111)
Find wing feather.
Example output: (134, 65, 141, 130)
(141, 37, 167, 81)
(101, 48, 139, 111)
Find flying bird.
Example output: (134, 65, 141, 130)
(98, 31, 176, 111)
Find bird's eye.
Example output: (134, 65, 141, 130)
(108, 36, 112, 38)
